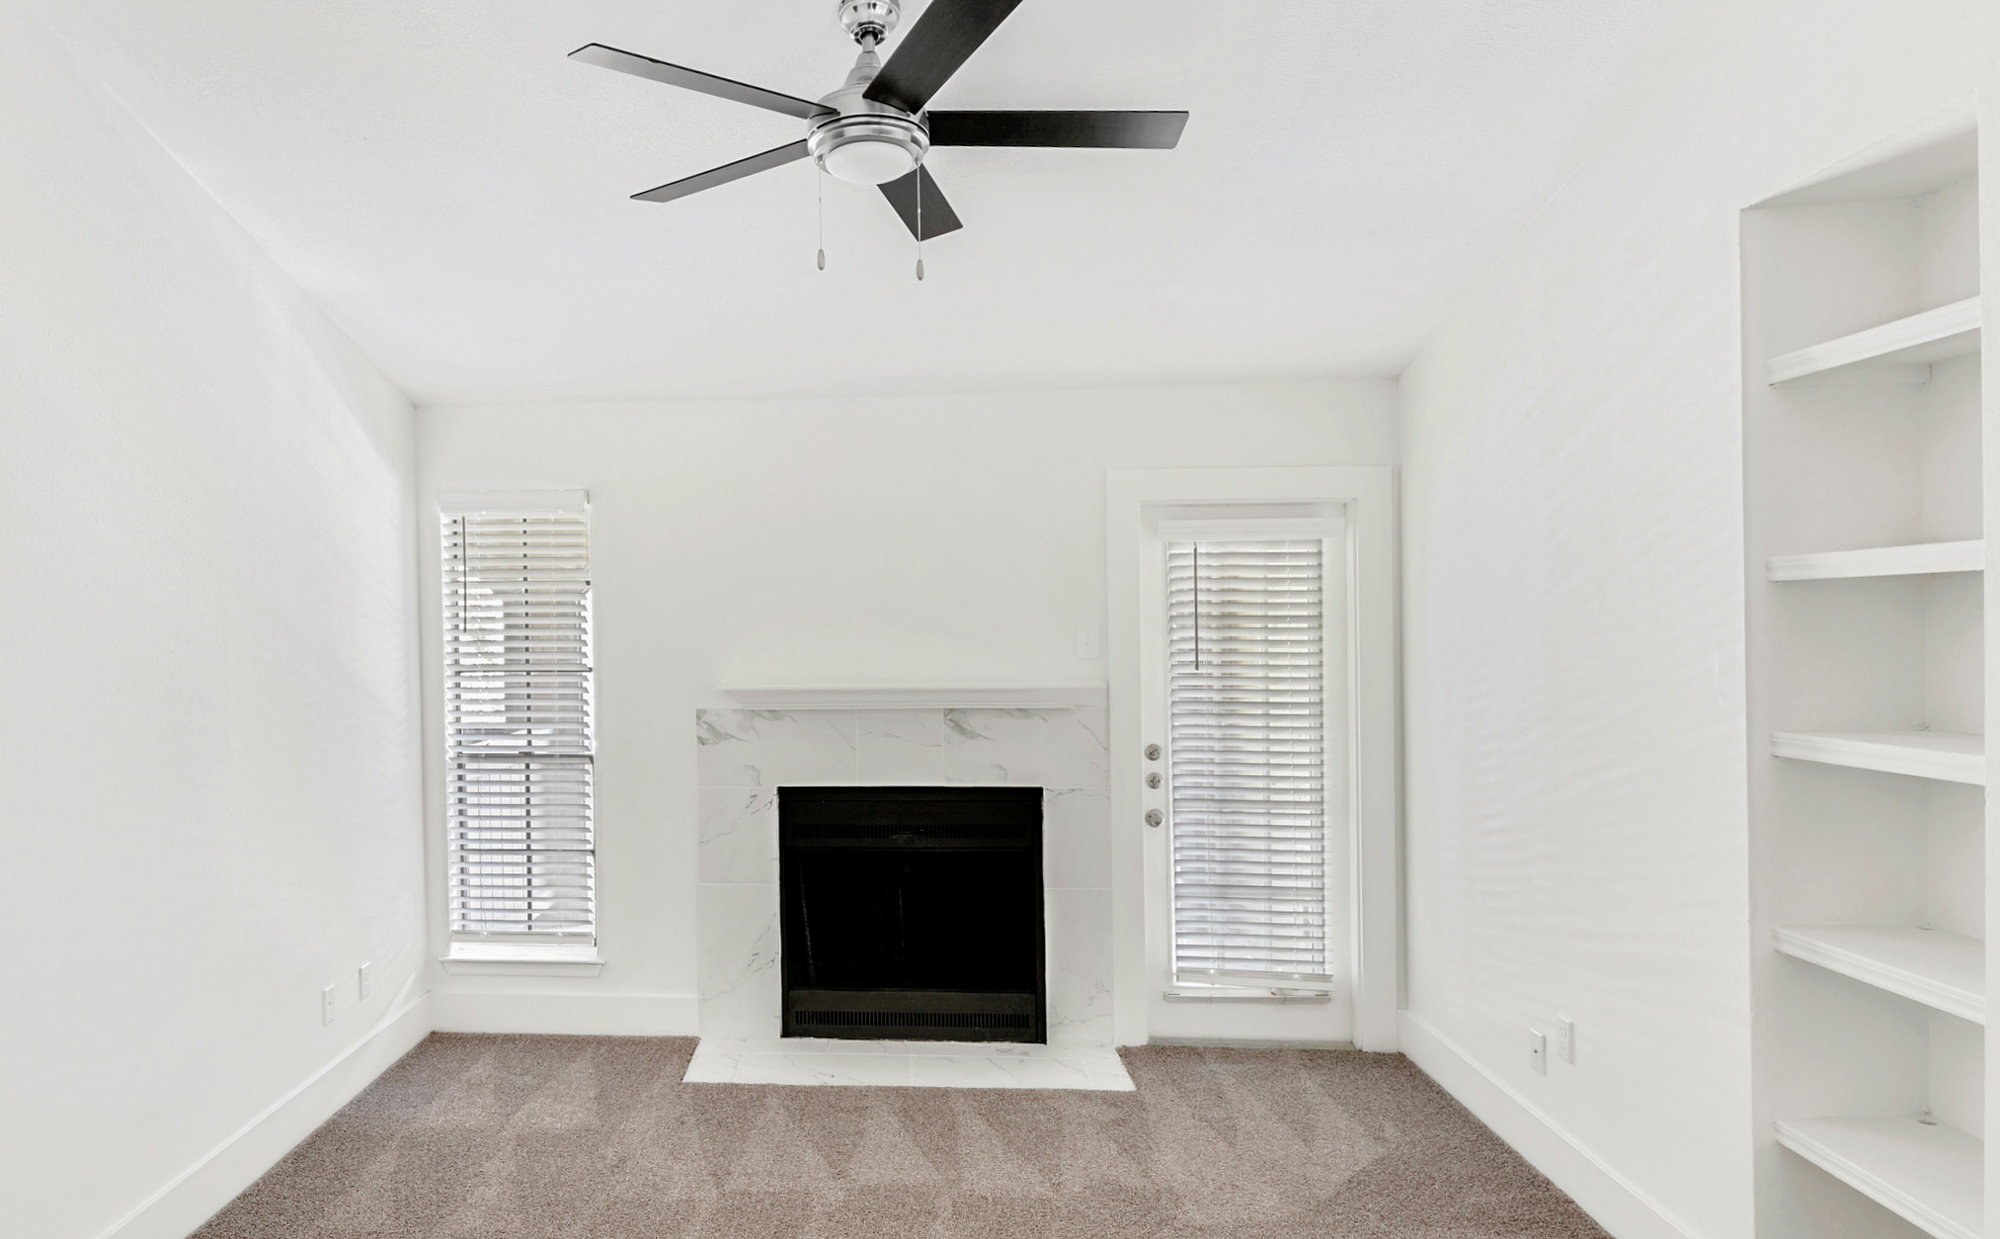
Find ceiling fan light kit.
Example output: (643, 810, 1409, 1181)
(806, 48, 929, 185)
(568, 0, 1189, 256)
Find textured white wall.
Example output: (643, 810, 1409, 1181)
(0, 10, 425, 1237)
(1399, 2, 1999, 1237)
(415, 384, 1396, 1024)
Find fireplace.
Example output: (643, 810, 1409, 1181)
(779, 786, 1046, 1043)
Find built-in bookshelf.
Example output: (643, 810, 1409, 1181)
(1744, 116, 1986, 1239)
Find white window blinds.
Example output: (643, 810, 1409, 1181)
(1166, 538, 1328, 984)
(442, 505, 595, 939)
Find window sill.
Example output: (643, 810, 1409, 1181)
(441, 943, 604, 977)
(1162, 986, 1331, 1004)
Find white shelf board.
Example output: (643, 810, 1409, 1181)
(1767, 296, 1981, 386)
(1768, 540, 1983, 581)
(1770, 731, 1984, 785)
(1775, 1117, 1981, 1239)
(1773, 925, 1983, 1022)
(722, 684, 1106, 710)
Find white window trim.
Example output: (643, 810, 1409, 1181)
(440, 941, 604, 977)
(1107, 467, 1399, 1052)
(1162, 985, 1334, 1004)
(441, 489, 589, 515)
(1155, 516, 1340, 541)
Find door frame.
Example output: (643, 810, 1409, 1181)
(1107, 466, 1399, 1050)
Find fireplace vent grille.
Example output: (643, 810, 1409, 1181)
(793, 1009, 1034, 1031)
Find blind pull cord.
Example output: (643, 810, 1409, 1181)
(1193, 542, 1200, 672)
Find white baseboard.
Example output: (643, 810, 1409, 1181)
(1398, 1010, 1702, 1239)
(90, 989, 696, 1238)
(430, 989, 699, 1036)
(97, 993, 433, 1239)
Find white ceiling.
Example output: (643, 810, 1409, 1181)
(53, 0, 1707, 404)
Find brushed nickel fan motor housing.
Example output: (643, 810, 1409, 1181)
(809, 46, 928, 184)
(837, 0, 900, 46)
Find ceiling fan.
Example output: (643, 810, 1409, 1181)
(569, 0, 1189, 246)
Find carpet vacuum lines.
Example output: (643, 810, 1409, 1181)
(193, 1033, 1610, 1238)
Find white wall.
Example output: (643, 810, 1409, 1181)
(0, 9, 426, 1237)
(415, 382, 1396, 1029)
(1399, 2, 2000, 1238)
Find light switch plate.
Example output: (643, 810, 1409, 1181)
(1528, 1027, 1546, 1074)
(321, 985, 337, 1026)
(1075, 627, 1100, 660)
(1556, 1015, 1575, 1063)
(358, 962, 373, 1000)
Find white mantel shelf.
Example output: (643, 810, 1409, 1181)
(722, 684, 1107, 710)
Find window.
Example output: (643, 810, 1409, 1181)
(1165, 534, 1330, 985)
(441, 495, 595, 943)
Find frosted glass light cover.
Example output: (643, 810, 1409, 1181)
(822, 139, 917, 185)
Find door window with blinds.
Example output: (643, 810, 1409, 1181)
(1161, 519, 1344, 989)
(441, 494, 595, 943)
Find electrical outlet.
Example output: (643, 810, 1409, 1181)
(1528, 1027, 1546, 1074)
(1075, 626, 1100, 660)
(358, 962, 373, 1000)
(1556, 1015, 1575, 1063)
(321, 985, 337, 1026)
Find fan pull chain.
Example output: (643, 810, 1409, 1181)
(915, 167, 925, 281)
(816, 173, 826, 271)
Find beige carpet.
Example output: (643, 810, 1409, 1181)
(194, 1034, 1609, 1238)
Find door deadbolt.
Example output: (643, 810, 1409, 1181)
(1146, 772, 1161, 788)
(1145, 809, 1163, 827)
(1145, 743, 1161, 761)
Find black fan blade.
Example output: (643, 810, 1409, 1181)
(927, 110, 1188, 149)
(570, 43, 831, 120)
(633, 140, 810, 203)
(879, 165, 964, 240)
(863, 0, 1026, 115)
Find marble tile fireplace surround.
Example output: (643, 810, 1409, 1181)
(692, 703, 1129, 1089)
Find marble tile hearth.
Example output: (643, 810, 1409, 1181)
(684, 1037, 1134, 1091)
(694, 705, 1117, 1089)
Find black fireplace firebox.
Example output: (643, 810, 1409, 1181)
(778, 787, 1046, 1043)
